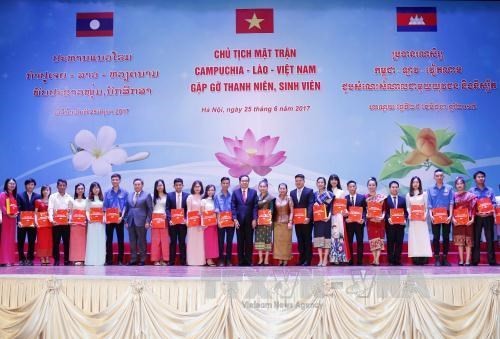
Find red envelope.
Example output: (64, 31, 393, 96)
(333, 198, 347, 215)
(187, 210, 201, 227)
(432, 207, 448, 224)
(410, 205, 425, 221)
(6, 197, 18, 215)
(36, 211, 51, 228)
(293, 208, 307, 224)
(347, 206, 363, 223)
(170, 208, 185, 225)
(313, 204, 327, 222)
(202, 211, 217, 227)
(71, 209, 86, 224)
(219, 211, 234, 228)
(151, 213, 166, 229)
(105, 207, 120, 224)
(477, 198, 494, 214)
(89, 208, 104, 223)
(367, 201, 383, 219)
(258, 209, 272, 226)
(454, 208, 469, 226)
(20, 211, 35, 227)
(390, 208, 405, 224)
(54, 209, 69, 225)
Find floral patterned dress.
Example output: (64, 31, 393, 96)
(330, 188, 350, 263)
(365, 193, 387, 251)
(453, 191, 476, 247)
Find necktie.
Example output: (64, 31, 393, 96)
(133, 192, 139, 205)
(351, 196, 355, 206)
(243, 190, 247, 203)
(297, 189, 302, 202)
(177, 194, 181, 209)
(393, 196, 397, 207)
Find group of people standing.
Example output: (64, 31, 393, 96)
(0, 170, 497, 267)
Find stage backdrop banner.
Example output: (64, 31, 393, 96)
(0, 1, 499, 194)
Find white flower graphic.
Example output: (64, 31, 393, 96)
(72, 126, 129, 176)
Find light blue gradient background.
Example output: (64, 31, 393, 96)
(0, 0, 499, 193)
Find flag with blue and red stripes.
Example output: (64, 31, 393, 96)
(76, 12, 113, 37)
(397, 7, 437, 32)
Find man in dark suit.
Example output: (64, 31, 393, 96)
(385, 180, 407, 266)
(166, 178, 189, 265)
(231, 175, 258, 266)
(290, 174, 314, 266)
(17, 178, 41, 266)
(124, 178, 152, 266)
(344, 180, 367, 265)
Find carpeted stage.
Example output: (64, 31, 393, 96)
(0, 264, 499, 338)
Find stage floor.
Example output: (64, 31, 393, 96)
(0, 264, 499, 279)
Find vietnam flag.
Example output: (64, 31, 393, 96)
(397, 7, 437, 32)
(76, 12, 113, 37)
(236, 9, 274, 33)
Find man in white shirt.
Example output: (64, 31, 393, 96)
(48, 179, 73, 266)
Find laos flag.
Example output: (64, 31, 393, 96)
(397, 7, 437, 32)
(76, 12, 113, 37)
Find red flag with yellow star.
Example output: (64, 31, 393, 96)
(236, 9, 274, 33)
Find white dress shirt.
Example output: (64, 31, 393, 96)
(48, 192, 73, 222)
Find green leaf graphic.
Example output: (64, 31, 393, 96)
(435, 129, 455, 149)
(380, 151, 421, 180)
(398, 124, 419, 148)
(443, 152, 475, 163)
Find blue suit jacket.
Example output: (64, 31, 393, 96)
(125, 191, 153, 227)
(166, 191, 189, 222)
(17, 192, 41, 211)
(231, 188, 258, 222)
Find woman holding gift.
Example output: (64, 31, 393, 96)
(328, 174, 350, 265)
(36, 185, 52, 265)
(365, 177, 386, 266)
(151, 179, 170, 266)
(85, 182, 106, 266)
(453, 177, 476, 266)
(186, 180, 205, 266)
(406, 176, 432, 265)
(313, 177, 333, 267)
(201, 184, 218, 266)
(0, 178, 19, 266)
(273, 183, 294, 266)
(255, 179, 275, 266)
(70, 183, 87, 265)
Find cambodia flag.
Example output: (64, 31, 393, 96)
(236, 9, 274, 33)
(397, 7, 437, 32)
(76, 12, 113, 37)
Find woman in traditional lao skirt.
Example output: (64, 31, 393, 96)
(35, 185, 52, 265)
(365, 177, 386, 266)
(273, 183, 294, 266)
(70, 183, 87, 265)
(328, 174, 350, 265)
(201, 184, 218, 266)
(452, 176, 476, 266)
(255, 179, 274, 266)
(313, 177, 333, 267)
